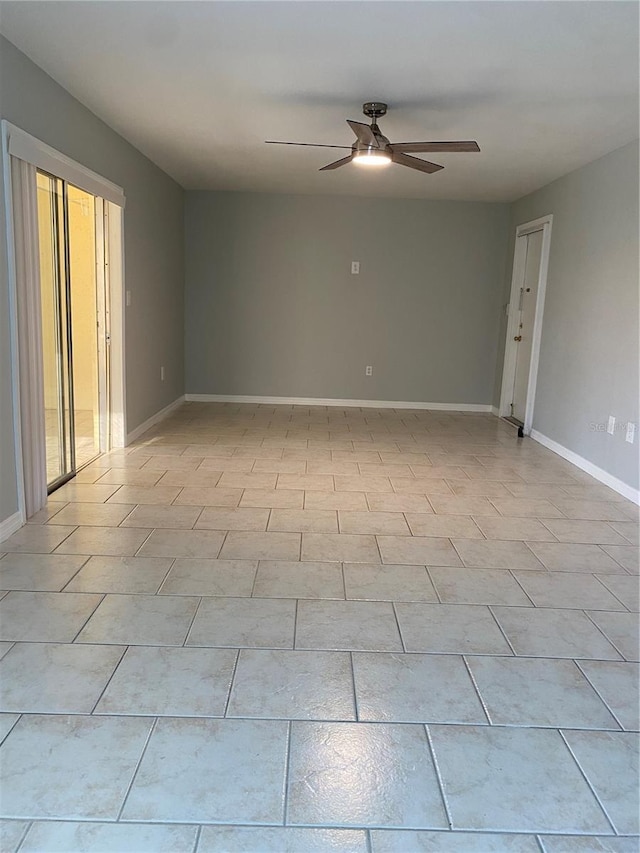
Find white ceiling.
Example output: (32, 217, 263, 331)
(1, 1, 637, 201)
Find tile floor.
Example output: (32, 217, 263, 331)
(0, 402, 638, 853)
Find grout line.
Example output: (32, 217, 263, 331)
(282, 720, 293, 825)
(223, 648, 241, 717)
(486, 605, 518, 656)
(574, 659, 628, 731)
(116, 716, 159, 821)
(89, 643, 130, 714)
(69, 593, 106, 643)
(292, 599, 299, 650)
(182, 597, 205, 647)
(191, 824, 202, 853)
(424, 724, 453, 829)
(348, 651, 360, 721)
(557, 728, 618, 834)
(461, 655, 493, 725)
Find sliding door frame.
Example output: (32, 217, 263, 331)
(2, 121, 126, 522)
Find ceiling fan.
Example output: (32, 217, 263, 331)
(266, 102, 480, 173)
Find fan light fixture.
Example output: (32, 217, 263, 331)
(353, 149, 392, 166)
(265, 101, 481, 175)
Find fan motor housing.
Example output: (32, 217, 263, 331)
(362, 102, 388, 120)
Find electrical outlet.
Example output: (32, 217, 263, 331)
(351, 261, 360, 275)
(365, 365, 373, 376)
(607, 416, 616, 435)
(626, 422, 635, 444)
(160, 366, 165, 381)
(126, 290, 132, 307)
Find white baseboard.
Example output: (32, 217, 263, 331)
(0, 510, 24, 543)
(126, 395, 186, 445)
(530, 429, 640, 505)
(184, 394, 493, 413)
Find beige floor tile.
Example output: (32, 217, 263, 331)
(526, 542, 627, 573)
(0, 553, 88, 592)
(95, 646, 237, 716)
(601, 545, 639, 573)
(353, 652, 486, 724)
(295, 600, 402, 651)
(334, 475, 393, 493)
(358, 463, 415, 477)
(405, 514, 483, 539)
(610, 521, 640, 545)
(596, 574, 639, 610)
(301, 533, 380, 563)
(492, 607, 622, 659)
(141, 456, 202, 471)
(513, 571, 626, 610)
(306, 461, 360, 475)
(276, 474, 335, 491)
(586, 611, 639, 661)
(489, 498, 566, 518)
(187, 597, 296, 648)
(240, 488, 304, 509)
(0, 591, 102, 642)
(218, 472, 278, 490)
(396, 603, 512, 654)
(344, 563, 437, 602)
(196, 507, 270, 531)
(253, 560, 344, 599)
(304, 491, 368, 511)
(94, 469, 163, 486)
(64, 556, 172, 594)
(20, 822, 198, 852)
(106, 485, 182, 505)
(377, 536, 462, 567)
(252, 459, 306, 474)
(137, 529, 225, 558)
(55, 526, 151, 557)
(466, 656, 619, 728)
(430, 495, 499, 516)
(76, 593, 199, 646)
(550, 499, 630, 521)
(430, 567, 532, 606)
(369, 831, 539, 852)
(541, 519, 630, 545)
(219, 531, 301, 561)
(0, 525, 77, 554)
(155, 470, 223, 487)
(389, 477, 451, 495)
(49, 483, 121, 504)
(199, 458, 254, 472)
(47, 503, 135, 527)
(339, 511, 410, 536)
(227, 649, 355, 720)
(174, 487, 243, 507)
(452, 539, 543, 569)
(474, 516, 558, 542)
(447, 480, 514, 497)
(159, 558, 257, 597)
(121, 505, 202, 529)
(577, 660, 640, 731)
(365, 493, 433, 513)
(268, 509, 338, 533)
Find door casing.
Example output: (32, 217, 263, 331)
(499, 215, 553, 435)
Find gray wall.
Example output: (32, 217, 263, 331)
(185, 192, 509, 404)
(0, 35, 185, 525)
(494, 140, 639, 490)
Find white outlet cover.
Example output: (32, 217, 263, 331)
(351, 261, 360, 275)
(626, 422, 635, 444)
(607, 416, 616, 435)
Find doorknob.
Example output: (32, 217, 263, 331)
(514, 335, 522, 341)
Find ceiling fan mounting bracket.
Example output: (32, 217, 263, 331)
(362, 102, 388, 121)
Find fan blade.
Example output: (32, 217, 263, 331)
(319, 155, 353, 171)
(346, 120, 379, 148)
(391, 152, 443, 174)
(265, 141, 352, 149)
(391, 141, 480, 153)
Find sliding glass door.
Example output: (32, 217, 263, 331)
(36, 171, 108, 492)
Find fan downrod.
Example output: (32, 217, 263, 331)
(362, 102, 388, 121)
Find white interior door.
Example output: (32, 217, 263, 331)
(511, 228, 544, 422)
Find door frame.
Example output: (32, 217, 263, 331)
(2, 121, 126, 522)
(499, 214, 553, 435)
